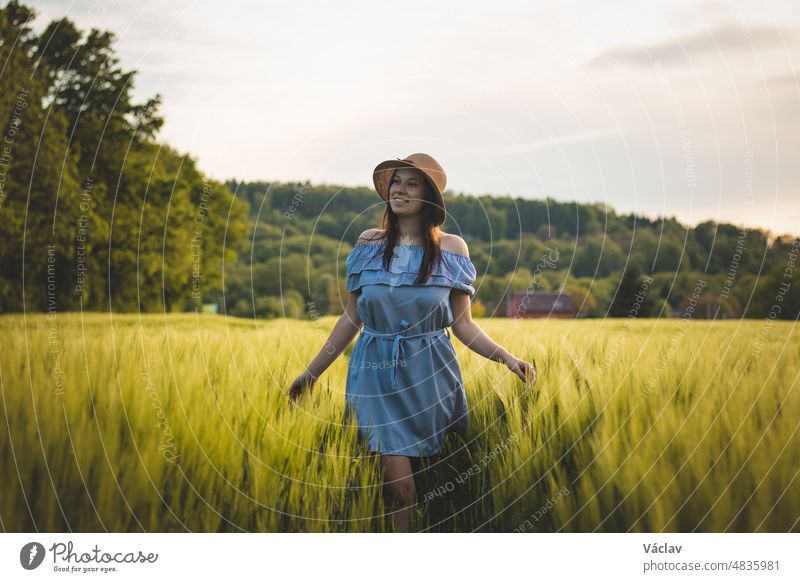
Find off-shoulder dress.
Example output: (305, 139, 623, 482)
(344, 242, 478, 457)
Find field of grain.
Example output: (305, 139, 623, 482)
(1, 313, 797, 532)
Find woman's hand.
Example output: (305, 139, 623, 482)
(288, 369, 318, 403)
(504, 355, 536, 386)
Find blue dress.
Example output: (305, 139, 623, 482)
(344, 242, 478, 457)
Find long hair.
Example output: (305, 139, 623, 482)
(369, 172, 444, 284)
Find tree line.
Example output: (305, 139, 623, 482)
(226, 180, 799, 320)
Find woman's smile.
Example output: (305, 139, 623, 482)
(389, 168, 425, 209)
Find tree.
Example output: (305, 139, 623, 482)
(0, 2, 248, 312)
(565, 284, 597, 318)
(747, 250, 800, 319)
(572, 235, 624, 278)
(608, 266, 655, 318)
(0, 2, 86, 311)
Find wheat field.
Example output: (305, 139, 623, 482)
(0, 313, 797, 532)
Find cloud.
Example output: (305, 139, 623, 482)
(488, 128, 626, 155)
(588, 24, 800, 67)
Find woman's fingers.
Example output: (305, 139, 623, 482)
(287, 376, 315, 404)
(520, 362, 536, 385)
(288, 380, 301, 403)
(506, 358, 537, 385)
(515, 363, 527, 382)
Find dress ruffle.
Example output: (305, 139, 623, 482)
(346, 243, 477, 297)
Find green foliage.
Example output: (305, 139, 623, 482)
(0, 2, 248, 312)
(609, 266, 656, 318)
(223, 174, 797, 318)
(745, 241, 800, 319)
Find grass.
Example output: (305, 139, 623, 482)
(1, 312, 798, 532)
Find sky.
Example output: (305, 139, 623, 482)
(28, 0, 800, 237)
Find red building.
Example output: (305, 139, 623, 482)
(506, 291, 578, 319)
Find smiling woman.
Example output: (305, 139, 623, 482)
(287, 152, 536, 533)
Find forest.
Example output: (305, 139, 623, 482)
(2, 1, 798, 320)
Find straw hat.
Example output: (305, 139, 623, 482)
(372, 153, 447, 225)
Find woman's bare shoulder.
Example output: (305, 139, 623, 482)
(357, 228, 386, 245)
(440, 233, 469, 257)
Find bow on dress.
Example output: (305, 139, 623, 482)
(355, 319, 450, 391)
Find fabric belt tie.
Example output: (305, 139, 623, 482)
(357, 319, 450, 391)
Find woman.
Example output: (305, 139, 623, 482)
(288, 153, 536, 532)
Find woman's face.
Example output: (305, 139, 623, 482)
(389, 168, 428, 217)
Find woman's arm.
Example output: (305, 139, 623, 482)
(288, 291, 363, 401)
(449, 290, 510, 363)
(305, 290, 362, 378)
(450, 290, 536, 385)
(441, 233, 536, 385)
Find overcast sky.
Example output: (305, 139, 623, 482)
(29, 0, 800, 237)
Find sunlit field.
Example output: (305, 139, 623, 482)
(1, 313, 798, 533)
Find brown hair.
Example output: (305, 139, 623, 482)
(369, 171, 444, 284)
